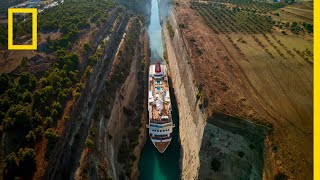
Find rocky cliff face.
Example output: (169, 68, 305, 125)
(200, 113, 266, 179)
(162, 5, 207, 179)
(74, 17, 148, 180)
(158, 0, 171, 23)
(161, 2, 267, 179)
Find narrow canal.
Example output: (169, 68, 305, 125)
(138, 0, 181, 179)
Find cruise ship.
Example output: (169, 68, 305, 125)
(147, 61, 175, 153)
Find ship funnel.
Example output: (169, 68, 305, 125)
(155, 61, 162, 73)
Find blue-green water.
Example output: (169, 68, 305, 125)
(138, 0, 180, 178)
(138, 79, 180, 180)
(148, 0, 164, 62)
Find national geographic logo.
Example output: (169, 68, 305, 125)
(8, 8, 37, 50)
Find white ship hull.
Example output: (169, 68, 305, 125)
(147, 61, 174, 153)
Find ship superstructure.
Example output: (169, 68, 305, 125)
(147, 61, 174, 153)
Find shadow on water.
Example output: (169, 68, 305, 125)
(139, 78, 180, 180)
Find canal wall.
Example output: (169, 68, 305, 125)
(43, 11, 130, 180)
(93, 18, 146, 180)
(161, 4, 207, 179)
(160, 1, 268, 179)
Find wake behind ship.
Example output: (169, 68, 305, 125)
(147, 61, 175, 153)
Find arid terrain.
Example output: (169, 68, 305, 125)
(170, 0, 313, 179)
(174, 0, 313, 179)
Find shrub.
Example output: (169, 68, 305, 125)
(21, 57, 28, 67)
(74, 92, 81, 100)
(63, 115, 69, 121)
(114, 72, 125, 83)
(85, 138, 95, 149)
(291, 22, 297, 27)
(190, 37, 196, 43)
(167, 21, 175, 40)
(179, 23, 186, 29)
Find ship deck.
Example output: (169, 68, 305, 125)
(150, 76, 171, 123)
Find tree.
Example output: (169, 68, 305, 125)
(0, 74, 12, 94)
(40, 86, 54, 100)
(45, 128, 60, 143)
(33, 90, 41, 103)
(26, 130, 36, 144)
(84, 66, 92, 77)
(51, 101, 62, 113)
(13, 110, 31, 129)
(4, 152, 19, 169)
(58, 91, 67, 101)
(23, 91, 32, 103)
(35, 126, 44, 140)
(32, 112, 42, 123)
(19, 72, 36, 90)
(50, 109, 59, 119)
(4, 117, 14, 129)
(44, 117, 53, 128)
(18, 148, 36, 171)
(40, 77, 49, 87)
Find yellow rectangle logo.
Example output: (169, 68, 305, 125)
(8, 8, 37, 50)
